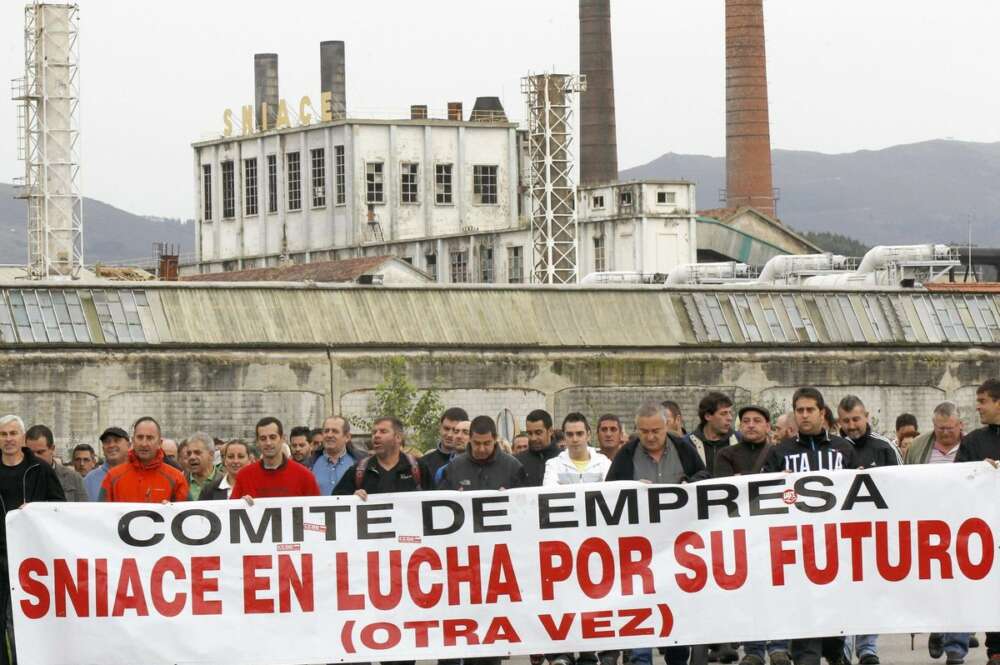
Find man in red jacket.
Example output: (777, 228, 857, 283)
(233, 416, 320, 498)
(99, 417, 189, 503)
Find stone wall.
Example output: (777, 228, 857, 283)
(2, 347, 997, 459)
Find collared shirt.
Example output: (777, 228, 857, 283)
(187, 466, 218, 501)
(632, 441, 685, 484)
(312, 450, 356, 496)
(929, 443, 960, 465)
(218, 474, 234, 499)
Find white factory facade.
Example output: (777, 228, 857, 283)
(189, 105, 700, 283)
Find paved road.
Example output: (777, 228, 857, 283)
(466, 635, 987, 665)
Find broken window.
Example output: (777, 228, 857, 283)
(473, 165, 498, 204)
(436, 164, 453, 204)
(311, 148, 326, 207)
(202, 164, 212, 220)
(286, 152, 301, 211)
(221, 161, 235, 218)
(366, 162, 384, 204)
(508, 246, 523, 284)
(592, 195, 605, 209)
(266, 155, 278, 213)
(479, 245, 494, 283)
(401, 162, 419, 204)
(450, 250, 469, 283)
(335, 145, 346, 205)
(425, 254, 437, 281)
(619, 190, 633, 207)
(593, 235, 606, 273)
(243, 158, 258, 216)
(657, 191, 676, 204)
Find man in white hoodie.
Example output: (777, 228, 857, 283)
(542, 412, 614, 665)
(543, 412, 612, 485)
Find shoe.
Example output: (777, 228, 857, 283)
(827, 657, 850, 665)
(944, 653, 964, 665)
(930, 634, 945, 659)
(769, 651, 791, 665)
(859, 656, 879, 665)
(719, 645, 741, 664)
(740, 656, 764, 665)
(531, 657, 545, 665)
(599, 655, 619, 665)
(550, 658, 573, 665)
(708, 648, 720, 663)
(968, 636, 979, 649)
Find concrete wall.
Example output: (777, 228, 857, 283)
(7, 347, 997, 460)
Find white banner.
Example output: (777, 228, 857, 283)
(8, 463, 1000, 665)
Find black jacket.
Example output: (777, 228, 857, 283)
(419, 444, 453, 490)
(606, 435, 710, 483)
(198, 473, 233, 501)
(956, 424, 1000, 463)
(332, 454, 422, 495)
(515, 441, 561, 487)
(714, 439, 772, 477)
(762, 430, 857, 474)
(845, 427, 901, 468)
(0, 447, 66, 556)
(685, 427, 740, 476)
(438, 449, 525, 491)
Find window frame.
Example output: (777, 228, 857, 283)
(286, 151, 302, 212)
(366, 161, 385, 205)
(400, 162, 419, 204)
(310, 147, 326, 208)
(334, 145, 346, 206)
(435, 163, 454, 205)
(266, 154, 278, 214)
(472, 165, 498, 205)
(507, 246, 523, 284)
(201, 164, 212, 221)
(243, 157, 258, 217)
(221, 160, 236, 219)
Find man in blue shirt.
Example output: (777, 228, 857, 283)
(312, 415, 366, 495)
(83, 427, 130, 500)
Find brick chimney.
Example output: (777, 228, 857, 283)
(579, 0, 619, 186)
(725, 0, 775, 217)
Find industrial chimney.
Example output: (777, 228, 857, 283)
(320, 40, 347, 119)
(725, 0, 775, 216)
(579, 0, 618, 186)
(254, 53, 279, 130)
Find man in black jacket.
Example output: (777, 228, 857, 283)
(955, 379, 1000, 665)
(0, 414, 66, 665)
(837, 395, 901, 469)
(516, 409, 561, 487)
(419, 407, 469, 489)
(438, 415, 525, 491)
(762, 388, 852, 665)
(684, 391, 738, 476)
(715, 405, 774, 477)
(607, 402, 707, 665)
(332, 417, 422, 498)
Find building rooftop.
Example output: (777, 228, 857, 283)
(182, 256, 429, 284)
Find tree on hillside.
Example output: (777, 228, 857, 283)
(798, 230, 870, 257)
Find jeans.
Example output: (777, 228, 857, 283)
(630, 646, 691, 665)
(744, 641, 790, 659)
(846, 635, 877, 658)
(940, 633, 972, 659)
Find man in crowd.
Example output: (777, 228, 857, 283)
(184, 432, 219, 500)
(309, 427, 325, 453)
(714, 406, 789, 665)
(893, 413, 919, 457)
(662, 400, 685, 437)
(516, 409, 561, 487)
(99, 417, 189, 503)
(905, 401, 971, 664)
(25, 424, 87, 502)
(161, 438, 181, 469)
(0, 414, 65, 665)
(763, 388, 853, 665)
(773, 412, 797, 443)
(956, 379, 1000, 665)
(233, 417, 320, 499)
(71, 443, 97, 477)
(596, 414, 624, 460)
(542, 413, 610, 485)
(835, 395, 899, 665)
(419, 407, 469, 489)
(685, 391, 739, 476)
(334, 417, 422, 498)
(313, 415, 365, 495)
(511, 432, 530, 455)
(84, 426, 130, 501)
(288, 425, 314, 465)
(439, 415, 525, 491)
(608, 402, 707, 665)
(176, 439, 191, 474)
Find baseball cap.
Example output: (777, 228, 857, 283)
(738, 405, 771, 422)
(99, 426, 129, 442)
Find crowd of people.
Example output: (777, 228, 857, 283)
(1, 379, 999, 665)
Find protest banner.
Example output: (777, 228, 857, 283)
(8, 462, 1000, 665)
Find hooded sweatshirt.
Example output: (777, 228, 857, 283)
(542, 448, 612, 485)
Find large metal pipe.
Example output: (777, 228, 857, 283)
(254, 53, 279, 130)
(725, 0, 775, 216)
(320, 40, 347, 120)
(579, 0, 618, 186)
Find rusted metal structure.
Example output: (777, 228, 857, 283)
(725, 0, 775, 216)
(579, 0, 618, 186)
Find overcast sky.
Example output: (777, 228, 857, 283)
(1, 0, 997, 219)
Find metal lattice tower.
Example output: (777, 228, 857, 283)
(521, 73, 586, 284)
(11, 3, 83, 279)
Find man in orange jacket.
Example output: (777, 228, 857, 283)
(99, 417, 189, 503)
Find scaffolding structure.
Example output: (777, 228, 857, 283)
(521, 73, 585, 284)
(11, 3, 83, 279)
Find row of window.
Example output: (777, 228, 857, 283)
(682, 292, 1000, 345)
(413, 246, 524, 284)
(589, 190, 676, 211)
(0, 289, 152, 345)
(203, 150, 499, 220)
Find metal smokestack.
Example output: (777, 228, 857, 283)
(579, 0, 618, 186)
(320, 40, 347, 119)
(725, 0, 775, 216)
(254, 53, 279, 130)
